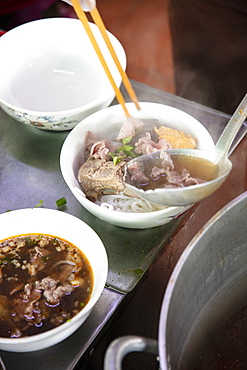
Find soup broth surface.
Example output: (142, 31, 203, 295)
(131, 154, 219, 191)
(172, 154, 219, 181)
(0, 234, 93, 338)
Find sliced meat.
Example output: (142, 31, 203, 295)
(14, 283, 42, 319)
(127, 162, 149, 184)
(35, 277, 74, 304)
(0, 295, 10, 321)
(56, 263, 75, 283)
(160, 150, 175, 170)
(10, 282, 24, 296)
(35, 277, 57, 291)
(165, 169, 205, 187)
(44, 285, 74, 303)
(91, 138, 119, 159)
(90, 141, 111, 160)
(117, 117, 144, 140)
(84, 131, 119, 161)
(28, 246, 51, 275)
(84, 131, 99, 161)
(134, 133, 172, 155)
(150, 166, 166, 179)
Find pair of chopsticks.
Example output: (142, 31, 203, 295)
(71, 0, 140, 117)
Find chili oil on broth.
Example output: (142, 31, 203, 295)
(0, 234, 94, 338)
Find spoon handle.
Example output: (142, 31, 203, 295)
(216, 93, 247, 157)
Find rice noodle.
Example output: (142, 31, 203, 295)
(96, 193, 167, 213)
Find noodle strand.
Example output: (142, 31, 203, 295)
(96, 193, 167, 213)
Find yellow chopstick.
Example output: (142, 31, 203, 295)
(71, 0, 131, 117)
(90, 7, 141, 111)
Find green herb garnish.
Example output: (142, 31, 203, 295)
(0, 258, 11, 265)
(56, 197, 67, 207)
(41, 256, 49, 262)
(35, 200, 43, 208)
(109, 136, 136, 164)
(109, 153, 126, 165)
(25, 237, 35, 246)
(133, 268, 144, 275)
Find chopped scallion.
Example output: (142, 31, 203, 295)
(56, 197, 67, 207)
(133, 268, 144, 275)
(35, 200, 43, 208)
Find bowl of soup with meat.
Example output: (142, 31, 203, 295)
(0, 208, 108, 352)
(60, 102, 215, 229)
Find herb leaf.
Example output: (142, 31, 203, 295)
(133, 268, 144, 275)
(109, 137, 136, 164)
(122, 136, 132, 145)
(35, 200, 43, 208)
(109, 153, 126, 165)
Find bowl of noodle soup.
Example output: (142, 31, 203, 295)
(60, 102, 215, 229)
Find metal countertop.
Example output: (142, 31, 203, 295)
(0, 81, 246, 369)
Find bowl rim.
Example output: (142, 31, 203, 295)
(0, 18, 126, 116)
(0, 207, 108, 344)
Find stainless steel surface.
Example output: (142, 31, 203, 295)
(104, 335, 158, 370)
(159, 191, 247, 369)
(0, 80, 240, 369)
(102, 191, 247, 370)
(125, 93, 247, 206)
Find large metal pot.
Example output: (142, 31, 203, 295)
(104, 191, 247, 369)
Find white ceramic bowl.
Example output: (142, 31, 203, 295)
(60, 102, 215, 229)
(0, 18, 126, 131)
(0, 208, 108, 352)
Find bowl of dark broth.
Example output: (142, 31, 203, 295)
(0, 208, 108, 352)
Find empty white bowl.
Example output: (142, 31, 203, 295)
(0, 208, 108, 352)
(0, 18, 126, 131)
(60, 102, 215, 229)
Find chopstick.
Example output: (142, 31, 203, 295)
(70, 0, 140, 117)
(90, 7, 141, 111)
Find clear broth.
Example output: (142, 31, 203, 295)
(135, 154, 219, 191)
(172, 154, 219, 181)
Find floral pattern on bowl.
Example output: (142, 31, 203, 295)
(2, 106, 79, 131)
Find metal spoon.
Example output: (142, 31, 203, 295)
(125, 93, 247, 206)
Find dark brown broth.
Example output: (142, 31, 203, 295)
(0, 234, 93, 338)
